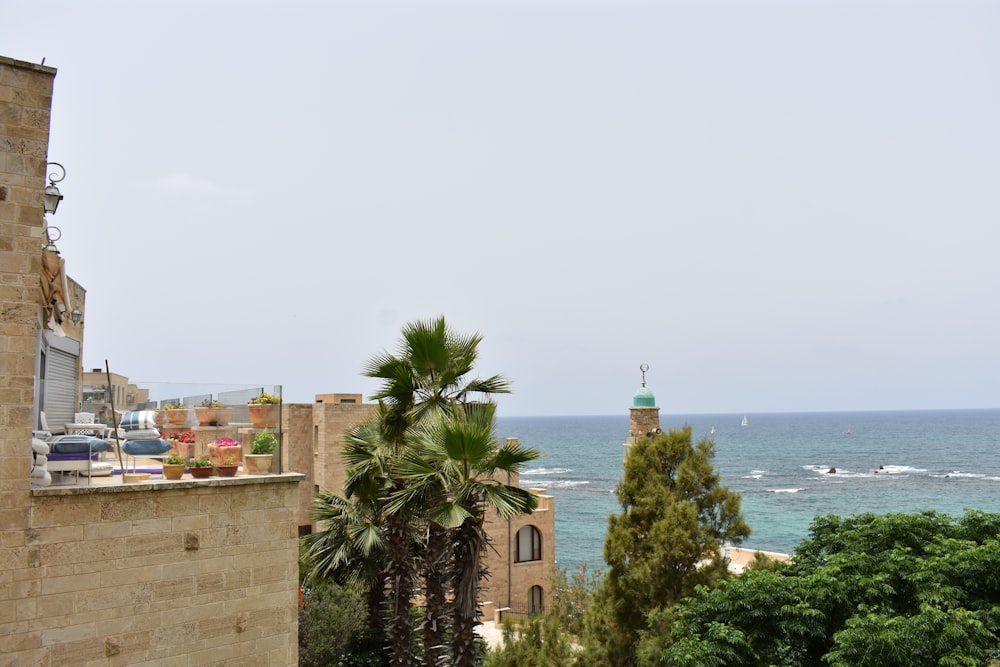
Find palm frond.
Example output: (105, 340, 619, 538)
(480, 483, 539, 519)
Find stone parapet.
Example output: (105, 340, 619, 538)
(7, 474, 303, 665)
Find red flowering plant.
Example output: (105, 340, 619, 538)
(166, 430, 196, 444)
(208, 437, 243, 466)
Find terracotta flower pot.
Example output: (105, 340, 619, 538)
(166, 409, 190, 426)
(208, 444, 242, 466)
(214, 464, 239, 477)
(190, 466, 213, 479)
(195, 407, 233, 426)
(248, 404, 280, 428)
(162, 463, 186, 480)
(244, 454, 273, 475)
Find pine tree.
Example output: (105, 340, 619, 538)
(579, 426, 749, 667)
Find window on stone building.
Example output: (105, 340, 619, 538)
(528, 585, 543, 615)
(515, 525, 542, 562)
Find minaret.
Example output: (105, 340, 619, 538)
(624, 363, 661, 459)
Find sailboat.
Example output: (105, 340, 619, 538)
(741, 416, 748, 427)
(710, 426, 716, 435)
(846, 425, 852, 436)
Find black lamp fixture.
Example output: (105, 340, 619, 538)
(43, 162, 65, 215)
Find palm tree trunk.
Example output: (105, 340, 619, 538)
(385, 514, 417, 667)
(423, 522, 451, 667)
(451, 519, 485, 667)
(367, 574, 386, 632)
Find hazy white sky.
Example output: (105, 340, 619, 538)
(5, 1, 997, 416)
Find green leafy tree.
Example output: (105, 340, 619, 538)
(661, 510, 1000, 666)
(580, 427, 749, 667)
(392, 402, 541, 667)
(548, 563, 604, 640)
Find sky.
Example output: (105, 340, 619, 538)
(4, 1, 997, 416)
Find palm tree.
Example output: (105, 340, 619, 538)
(363, 316, 512, 666)
(302, 488, 386, 629)
(392, 403, 542, 667)
(302, 419, 393, 627)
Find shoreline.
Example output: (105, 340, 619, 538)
(727, 546, 791, 572)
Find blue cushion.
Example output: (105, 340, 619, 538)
(49, 435, 113, 454)
(120, 411, 159, 432)
(122, 439, 174, 456)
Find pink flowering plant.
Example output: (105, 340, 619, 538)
(207, 436, 242, 466)
(167, 430, 196, 444)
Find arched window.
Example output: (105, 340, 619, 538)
(515, 525, 542, 562)
(528, 585, 543, 615)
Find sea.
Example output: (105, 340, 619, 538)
(497, 409, 1000, 572)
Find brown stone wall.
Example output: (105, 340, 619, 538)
(0, 56, 56, 638)
(629, 406, 661, 439)
(312, 402, 376, 497)
(5, 478, 302, 666)
(280, 401, 377, 529)
(480, 444, 556, 616)
(282, 402, 317, 528)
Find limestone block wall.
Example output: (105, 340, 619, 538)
(282, 402, 316, 529)
(311, 402, 376, 498)
(481, 463, 555, 615)
(5, 477, 302, 666)
(0, 57, 55, 657)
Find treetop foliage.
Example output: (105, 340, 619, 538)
(662, 510, 1000, 667)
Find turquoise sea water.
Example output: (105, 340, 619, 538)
(497, 409, 1000, 571)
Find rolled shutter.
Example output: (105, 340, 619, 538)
(42, 346, 79, 433)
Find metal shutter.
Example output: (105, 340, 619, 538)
(43, 347, 78, 432)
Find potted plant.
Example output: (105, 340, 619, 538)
(207, 437, 242, 466)
(215, 454, 239, 477)
(163, 402, 190, 426)
(247, 391, 281, 428)
(245, 430, 277, 474)
(162, 453, 187, 480)
(166, 429, 196, 458)
(195, 398, 232, 426)
(189, 457, 214, 478)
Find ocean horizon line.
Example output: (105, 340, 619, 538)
(501, 406, 999, 419)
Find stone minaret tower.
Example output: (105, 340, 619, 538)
(624, 364, 661, 459)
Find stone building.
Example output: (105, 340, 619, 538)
(0, 55, 302, 665)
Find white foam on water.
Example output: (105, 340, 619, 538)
(521, 467, 571, 476)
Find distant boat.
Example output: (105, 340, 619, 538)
(710, 426, 716, 435)
(741, 416, 748, 427)
(846, 425, 852, 436)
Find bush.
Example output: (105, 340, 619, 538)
(299, 580, 386, 667)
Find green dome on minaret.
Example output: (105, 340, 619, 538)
(633, 386, 656, 408)
(632, 363, 656, 407)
